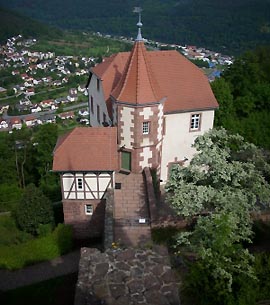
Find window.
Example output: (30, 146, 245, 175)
(77, 178, 83, 190)
(85, 204, 93, 215)
(103, 112, 106, 123)
(90, 96, 94, 113)
(142, 121, 150, 134)
(97, 105, 100, 123)
(96, 79, 100, 91)
(190, 114, 201, 131)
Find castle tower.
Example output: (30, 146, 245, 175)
(111, 11, 166, 173)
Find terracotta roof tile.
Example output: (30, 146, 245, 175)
(111, 41, 164, 104)
(53, 127, 118, 171)
(91, 45, 218, 113)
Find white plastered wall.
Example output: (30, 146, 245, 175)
(160, 110, 215, 182)
(88, 74, 111, 126)
(120, 106, 134, 149)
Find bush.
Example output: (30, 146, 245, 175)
(53, 223, 73, 254)
(14, 184, 55, 235)
(0, 214, 32, 246)
(0, 183, 22, 213)
(0, 224, 73, 270)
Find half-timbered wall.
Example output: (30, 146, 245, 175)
(61, 172, 114, 200)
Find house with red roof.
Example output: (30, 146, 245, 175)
(53, 17, 218, 239)
(53, 127, 118, 238)
(88, 22, 218, 182)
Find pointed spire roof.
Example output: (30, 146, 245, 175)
(111, 10, 165, 105)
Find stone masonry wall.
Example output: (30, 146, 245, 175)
(63, 199, 105, 239)
(143, 167, 188, 229)
(104, 189, 114, 249)
(74, 246, 180, 305)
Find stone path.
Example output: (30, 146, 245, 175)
(75, 246, 180, 305)
(0, 250, 80, 291)
(114, 173, 151, 246)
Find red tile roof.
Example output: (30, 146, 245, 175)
(53, 127, 118, 172)
(92, 46, 218, 113)
(111, 41, 164, 104)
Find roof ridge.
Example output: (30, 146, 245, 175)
(139, 43, 162, 102)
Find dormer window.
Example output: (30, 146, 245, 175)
(190, 114, 201, 131)
(142, 121, 150, 134)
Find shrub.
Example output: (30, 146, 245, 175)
(0, 224, 73, 270)
(14, 184, 55, 235)
(0, 214, 32, 246)
(53, 223, 73, 254)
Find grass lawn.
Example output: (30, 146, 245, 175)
(0, 273, 78, 305)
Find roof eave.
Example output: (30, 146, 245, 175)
(164, 105, 219, 115)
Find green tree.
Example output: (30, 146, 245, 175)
(211, 77, 234, 127)
(33, 124, 58, 179)
(213, 46, 270, 149)
(14, 184, 54, 235)
(166, 128, 270, 303)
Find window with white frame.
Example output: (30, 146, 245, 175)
(190, 114, 201, 131)
(77, 178, 83, 190)
(85, 204, 93, 215)
(142, 121, 150, 134)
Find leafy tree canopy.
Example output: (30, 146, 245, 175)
(166, 128, 270, 298)
(212, 46, 270, 149)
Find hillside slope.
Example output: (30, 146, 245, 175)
(1, 0, 270, 53)
(0, 7, 62, 42)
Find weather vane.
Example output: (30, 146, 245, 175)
(133, 7, 143, 41)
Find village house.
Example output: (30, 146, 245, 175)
(0, 118, 8, 129)
(40, 99, 54, 108)
(31, 104, 42, 113)
(24, 116, 37, 127)
(53, 17, 218, 240)
(10, 117, 22, 130)
(58, 111, 75, 120)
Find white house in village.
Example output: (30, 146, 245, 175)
(53, 18, 218, 238)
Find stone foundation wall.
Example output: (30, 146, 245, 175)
(143, 167, 188, 229)
(104, 189, 114, 249)
(75, 246, 180, 305)
(63, 199, 105, 239)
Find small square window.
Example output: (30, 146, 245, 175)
(85, 204, 93, 215)
(77, 178, 83, 190)
(142, 122, 150, 134)
(190, 114, 201, 131)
